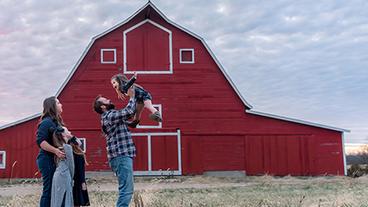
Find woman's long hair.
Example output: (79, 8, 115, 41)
(40, 96, 64, 126)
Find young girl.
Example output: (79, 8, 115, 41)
(51, 126, 74, 207)
(68, 136, 90, 207)
(111, 72, 162, 128)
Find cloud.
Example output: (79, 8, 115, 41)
(0, 0, 367, 143)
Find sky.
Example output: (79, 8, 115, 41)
(0, 0, 367, 143)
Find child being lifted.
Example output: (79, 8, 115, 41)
(111, 72, 162, 128)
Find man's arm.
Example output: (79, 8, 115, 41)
(109, 87, 136, 124)
(108, 98, 136, 124)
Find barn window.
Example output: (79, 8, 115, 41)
(0, 151, 5, 169)
(101, 49, 117, 64)
(180, 48, 194, 64)
(78, 138, 86, 153)
(137, 104, 162, 129)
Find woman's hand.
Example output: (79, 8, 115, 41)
(54, 147, 66, 159)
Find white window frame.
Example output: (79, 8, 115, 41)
(100, 48, 117, 64)
(79, 138, 86, 153)
(137, 104, 162, 129)
(0, 151, 6, 169)
(179, 48, 195, 64)
(132, 129, 181, 176)
(123, 19, 173, 74)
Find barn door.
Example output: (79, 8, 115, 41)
(124, 19, 172, 74)
(132, 129, 182, 176)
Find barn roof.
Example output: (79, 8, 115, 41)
(0, 2, 349, 133)
(54, 1, 252, 108)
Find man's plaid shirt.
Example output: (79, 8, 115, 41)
(101, 98, 136, 161)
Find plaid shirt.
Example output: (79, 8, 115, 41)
(101, 98, 136, 160)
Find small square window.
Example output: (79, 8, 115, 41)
(101, 49, 116, 64)
(78, 138, 86, 153)
(180, 49, 194, 64)
(0, 151, 6, 169)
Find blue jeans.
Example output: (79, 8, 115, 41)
(109, 156, 134, 207)
(36, 153, 56, 207)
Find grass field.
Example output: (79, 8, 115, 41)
(1, 175, 368, 207)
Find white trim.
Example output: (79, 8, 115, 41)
(131, 130, 181, 176)
(52, 1, 250, 105)
(79, 138, 87, 153)
(123, 19, 173, 74)
(177, 129, 182, 174)
(342, 133, 347, 176)
(0, 113, 40, 131)
(246, 109, 350, 133)
(147, 134, 152, 171)
(2, 2, 350, 134)
(100, 48, 116, 64)
(179, 48, 195, 64)
(137, 104, 162, 129)
(0, 151, 6, 169)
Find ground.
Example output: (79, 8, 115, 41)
(0, 174, 367, 207)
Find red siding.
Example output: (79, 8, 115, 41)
(0, 118, 39, 178)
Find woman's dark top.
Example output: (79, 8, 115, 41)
(36, 116, 58, 157)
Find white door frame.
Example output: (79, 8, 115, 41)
(132, 129, 182, 176)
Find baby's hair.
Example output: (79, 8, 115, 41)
(111, 73, 144, 90)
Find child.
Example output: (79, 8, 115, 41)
(51, 126, 74, 207)
(68, 136, 90, 207)
(111, 72, 162, 128)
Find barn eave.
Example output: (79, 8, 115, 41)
(246, 109, 350, 133)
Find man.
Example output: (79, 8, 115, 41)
(93, 88, 136, 207)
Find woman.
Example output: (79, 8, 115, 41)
(51, 126, 74, 207)
(36, 96, 66, 207)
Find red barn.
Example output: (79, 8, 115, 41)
(0, 2, 349, 178)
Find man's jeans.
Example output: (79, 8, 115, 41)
(109, 155, 134, 207)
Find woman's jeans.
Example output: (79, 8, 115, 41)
(109, 155, 134, 207)
(36, 153, 56, 207)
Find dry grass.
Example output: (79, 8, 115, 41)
(1, 175, 368, 207)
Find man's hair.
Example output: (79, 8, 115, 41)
(93, 95, 104, 114)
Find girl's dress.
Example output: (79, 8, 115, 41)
(73, 153, 90, 206)
(51, 144, 74, 207)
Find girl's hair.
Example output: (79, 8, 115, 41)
(52, 126, 66, 163)
(69, 140, 89, 165)
(111, 74, 143, 90)
(40, 96, 64, 126)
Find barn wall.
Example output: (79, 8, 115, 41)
(0, 118, 39, 178)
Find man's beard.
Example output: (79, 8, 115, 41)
(104, 103, 115, 110)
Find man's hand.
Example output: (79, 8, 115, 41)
(133, 71, 138, 79)
(127, 87, 135, 98)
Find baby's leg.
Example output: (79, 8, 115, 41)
(145, 100, 162, 122)
(144, 100, 158, 114)
(135, 103, 145, 121)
